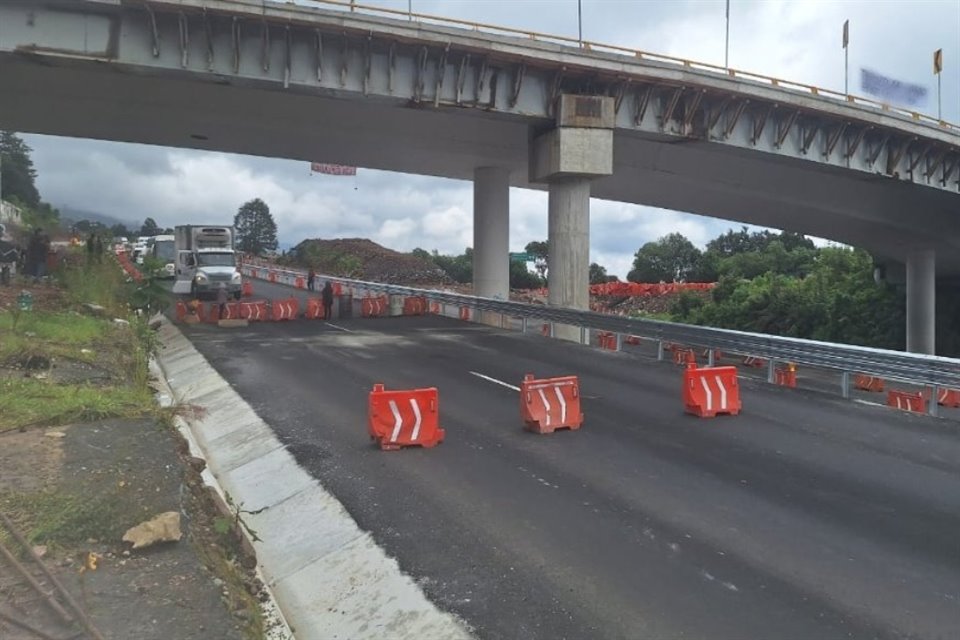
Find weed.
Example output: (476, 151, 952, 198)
(0, 379, 153, 432)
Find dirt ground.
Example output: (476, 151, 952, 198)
(0, 416, 268, 639)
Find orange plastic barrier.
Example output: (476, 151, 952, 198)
(294, 276, 306, 289)
(702, 349, 723, 361)
(175, 300, 188, 323)
(919, 387, 960, 407)
(304, 298, 325, 320)
(887, 390, 925, 413)
(683, 364, 741, 418)
(624, 335, 642, 345)
(597, 332, 617, 350)
(202, 302, 240, 323)
(361, 295, 388, 318)
(403, 296, 428, 316)
(271, 298, 299, 321)
(430, 302, 441, 315)
(774, 364, 797, 388)
(742, 356, 766, 368)
(239, 300, 268, 321)
(541, 323, 551, 337)
(459, 307, 471, 321)
(241, 281, 253, 297)
(520, 374, 584, 434)
(368, 384, 445, 450)
(854, 374, 884, 392)
(268, 271, 277, 283)
(674, 349, 697, 366)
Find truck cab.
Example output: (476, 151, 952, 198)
(173, 225, 242, 298)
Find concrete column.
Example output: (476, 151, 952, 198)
(472, 167, 510, 302)
(547, 177, 591, 311)
(906, 248, 935, 354)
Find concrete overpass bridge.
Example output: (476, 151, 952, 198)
(0, 0, 958, 352)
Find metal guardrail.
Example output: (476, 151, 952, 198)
(301, 0, 957, 132)
(243, 263, 960, 404)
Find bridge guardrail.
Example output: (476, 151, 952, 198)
(302, 0, 957, 133)
(242, 261, 960, 407)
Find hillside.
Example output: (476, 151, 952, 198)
(289, 238, 451, 285)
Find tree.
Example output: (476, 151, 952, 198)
(234, 198, 278, 255)
(628, 233, 702, 282)
(111, 223, 132, 239)
(0, 131, 40, 209)
(525, 240, 548, 279)
(140, 217, 161, 236)
(510, 259, 543, 289)
(589, 262, 609, 284)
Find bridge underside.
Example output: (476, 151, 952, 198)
(2, 55, 958, 279)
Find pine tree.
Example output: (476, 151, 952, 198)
(234, 198, 278, 255)
(0, 131, 41, 209)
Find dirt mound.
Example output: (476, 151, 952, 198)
(290, 238, 451, 285)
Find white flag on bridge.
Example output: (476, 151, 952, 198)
(860, 68, 928, 107)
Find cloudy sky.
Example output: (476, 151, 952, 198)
(23, 0, 960, 277)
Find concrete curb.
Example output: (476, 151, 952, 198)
(154, 319, 473, 640)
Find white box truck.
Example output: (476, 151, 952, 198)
(149, 234, 176, 279)
(172, 225, 242, 298)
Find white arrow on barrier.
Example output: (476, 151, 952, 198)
(409, 399, 422, 440)
(537, 388, 552, 425)
(700, 377, 713, 412)
(389, 400, 403, 443)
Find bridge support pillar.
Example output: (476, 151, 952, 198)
(547, 177, 591, 316)
(530, 95, 615, 342)
(472, 166, 510, 306)
(906, 248, 935, 354)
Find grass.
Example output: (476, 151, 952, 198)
(0, 378, 153, 432)
(58, 256, 133, 317)
(0, 310, 109, 364)
(0, 488, 133, 548)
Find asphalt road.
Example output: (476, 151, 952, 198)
(178, 279, 960, 640)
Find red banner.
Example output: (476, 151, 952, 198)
(310, 162, 357, 176)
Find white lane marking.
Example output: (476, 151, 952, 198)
(554, 385, 567, 424)
(537, 388, 552, 425)
(468, 371, 521, 392)
(410, 398, 422, 441)
(388, 400, 403, 443)
(325, 322, 354, 332)
(717, 376, 728, 410)
(700, 377, 713, 412)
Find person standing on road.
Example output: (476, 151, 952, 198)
(321, 280, 334, 320)
(216, 282, 229, 319)
(307, 268, 317, 291)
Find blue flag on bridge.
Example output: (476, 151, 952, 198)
(860, 68, 928, 107)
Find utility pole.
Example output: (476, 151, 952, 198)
(842, 19, 849, 95)
(934, 48, 943, 120)
(408, 0, 412, 21)
(724, 0, 730, 68)
(578, 0, 583, 48)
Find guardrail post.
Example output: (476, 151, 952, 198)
(580, 326, 586, 345)
(929, 385, 940, 417)
(657, 340, 664, 361)
(549, 322, 555, 338)
(841, 371, 851, 399)
(521, 317, 527, 334)
(766, 359, 776, 384)
(707, 349, 715, 367)
(615, 333, 622, 352)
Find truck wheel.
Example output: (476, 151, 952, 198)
(190, 282, 198, 299)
